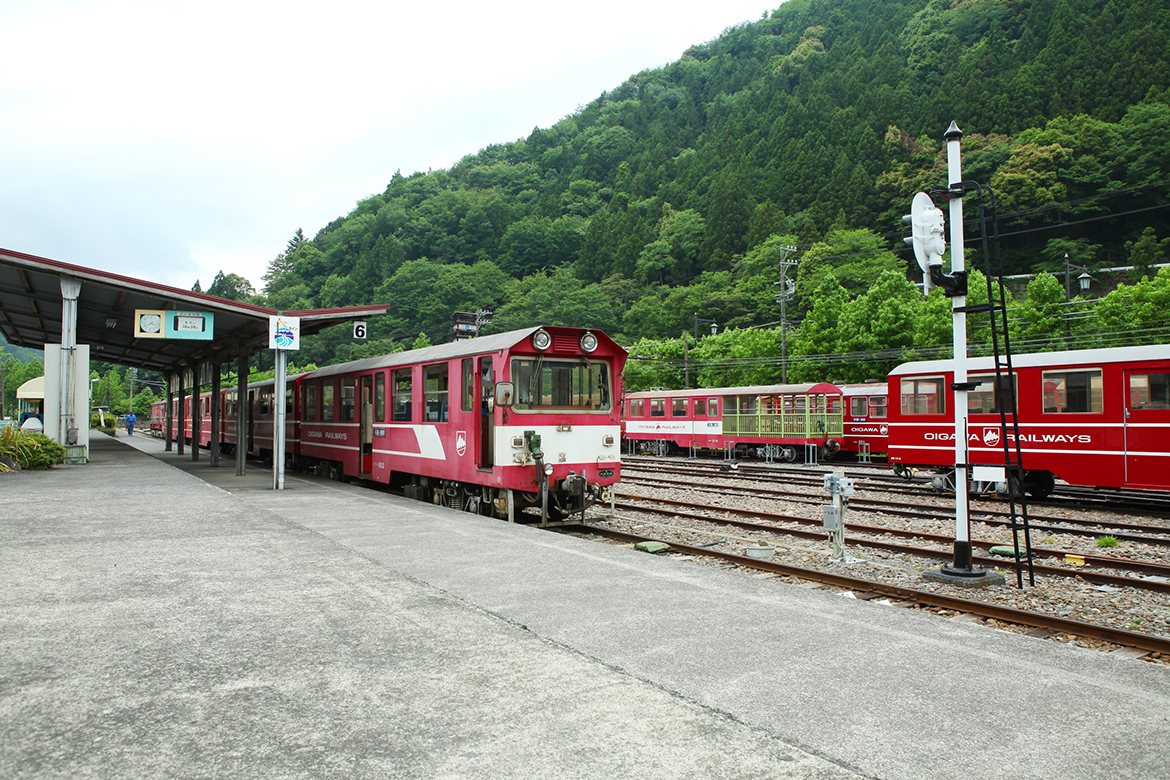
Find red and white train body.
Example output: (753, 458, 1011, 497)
(155, 327, 626, 523)
(623, 382, 845, 461)
(887, 344, 1170, 496)
(841, 384, 889, 459)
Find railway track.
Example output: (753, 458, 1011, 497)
(565, 517, 1170, 658)
(610, 494, 1170, 592)
(622, 470, 1170, 544)
(622, 456, 1170, 520)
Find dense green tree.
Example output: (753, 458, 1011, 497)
(1012, 272, 1071, 351)
(206, 271, 256, 301)
(1125, 227, 1170, 282)
(693, 328, 787, 388)
(233, 0, 1170, 369)
(1088, 267, 1170, 346)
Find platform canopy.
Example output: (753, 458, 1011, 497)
(0, 247, 391, 374)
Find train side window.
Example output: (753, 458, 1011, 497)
(286, 387, 294, 415)
(901, 376, 946, 415)
(707, 398, 719, 417)
(375, 373, 386, 422)
(968, 373, 1016, 414)
(1042, 369, 1102, 413)
(462, 359, 474, 413)
(341, 377, 356, 422)
(425, 364, 448, 423)
(392, 369, 412, 422)
(629, 399, 644, 417)
(850, 396, 868, 417)
(322, 382, 335, 422)
(305, 384, 317, 421)
(672, 398, 687, 417)
(694, 399, 705, 417)
(1129, 372, 1170, 410)
(650, 399, 665, 417)
(868, 396, 887, 419)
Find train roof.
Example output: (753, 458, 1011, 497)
(306, 326, 623, 380)
(626, 382, 842, 398)
(889, 343, 1170, 376)
(841, 383, 888, 395)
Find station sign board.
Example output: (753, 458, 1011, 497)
(134, 309, 215, 340)
(269, 315, 300, 350)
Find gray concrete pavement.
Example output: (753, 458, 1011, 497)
(3, 433, 1169, 779)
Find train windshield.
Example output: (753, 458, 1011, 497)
(510, 358, 612, 412)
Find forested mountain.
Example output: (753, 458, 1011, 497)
(248, 0, 1169, 383)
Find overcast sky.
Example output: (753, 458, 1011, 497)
(1, 0, 779, 294)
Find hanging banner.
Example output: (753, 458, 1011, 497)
(269, 315, 300, 350)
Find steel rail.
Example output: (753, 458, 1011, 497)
(569, 523, 1170, 656)
(622, 469, 1170, 541)
(612, 496, 1170, 593)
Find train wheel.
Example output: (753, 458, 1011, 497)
(1024, 470, 1056, 499)
(781, 447, 796, 463)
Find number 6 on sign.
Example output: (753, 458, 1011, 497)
(353, 321, 367, 339)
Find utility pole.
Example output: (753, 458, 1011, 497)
(773, 246, 798, 384)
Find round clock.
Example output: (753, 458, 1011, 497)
(139, 313, 162, 334)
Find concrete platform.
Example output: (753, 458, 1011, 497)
(2, 433, 1168, 780)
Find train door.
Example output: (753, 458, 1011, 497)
(1124, 368, 1170, 488)
(478, 356, 494, 469)
(360, 375, 374, 475)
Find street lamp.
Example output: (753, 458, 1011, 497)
(1062, 253, 1092, 301)
(693, 315, 717, 339)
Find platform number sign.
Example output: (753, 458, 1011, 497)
(353, 320, 367, 340)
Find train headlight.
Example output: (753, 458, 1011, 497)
(543, 463, 555, 476)
(602, 434, 615, 447)
(532, 329, 552, 351)
(579, 331, 598, 353)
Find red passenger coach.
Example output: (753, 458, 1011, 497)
(624, 383, 845, 462)
(887, 344, 1170, 496)
(841, 385, 889, 459)
(296, 326, 625, 524)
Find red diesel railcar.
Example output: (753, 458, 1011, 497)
(157, 327, 626, 524)
(887, 344, 1170, 497)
